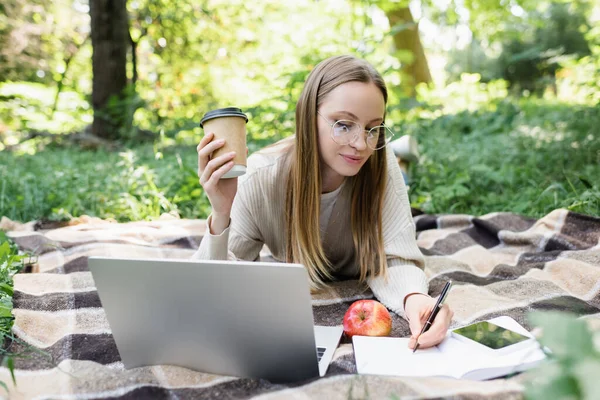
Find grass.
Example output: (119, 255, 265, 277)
(0, 98, 598, 223)
(0, 144, 211, 223)
(407, 98, 600, 217)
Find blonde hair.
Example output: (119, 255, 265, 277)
(285, 55, 388, 287)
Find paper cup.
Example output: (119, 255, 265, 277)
(200, 107, 248, 179)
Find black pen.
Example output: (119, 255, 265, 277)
(412, 280, 453, 353)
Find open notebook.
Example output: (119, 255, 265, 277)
(353, 316, 546, 381)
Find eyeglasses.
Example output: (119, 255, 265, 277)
(317, 111, 394, 150)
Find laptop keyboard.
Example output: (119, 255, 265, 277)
(317, 346, 327, 362)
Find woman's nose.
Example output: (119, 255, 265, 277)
(349, 131, 368, 150)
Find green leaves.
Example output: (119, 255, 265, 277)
(573, 358, 600, 399)
(529, 312, 596, 361)
(0, 300, 13, 319)
(5, 357, 14, 385)
(525, 312, 600, 400)
(526, 365, 582, 400)
(0, 284, 13, 297)
(0, 233, 26, 391)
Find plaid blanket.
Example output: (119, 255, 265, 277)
(2, 209, 599, 399)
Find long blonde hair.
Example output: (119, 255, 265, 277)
(285, 55, 388, 287)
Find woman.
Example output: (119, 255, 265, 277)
(194, 55, 453, 349)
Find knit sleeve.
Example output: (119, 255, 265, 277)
(367, 148, 428, 319)
(191, 176, 265, 262)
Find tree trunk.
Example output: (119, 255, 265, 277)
(386, 7, 432, 96)
(89, 0, 129, 140)
(129, 31, 138, 87)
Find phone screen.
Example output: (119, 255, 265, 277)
(453, 321, 531, 350)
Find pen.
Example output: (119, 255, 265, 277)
(412, 280, 453, 353)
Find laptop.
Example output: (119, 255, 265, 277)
(88, 257, 343, 382)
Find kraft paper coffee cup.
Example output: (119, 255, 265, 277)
(200, 107, 248, 179)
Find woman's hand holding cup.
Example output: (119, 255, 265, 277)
(198, 107, 248, 235)
(197, 132, 239, 235)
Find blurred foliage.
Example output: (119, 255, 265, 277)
(0, 0, 90, 89)
(445, 40, 502, 83)
(1, 0, 598, 143)
(555, 51, 600, 105)
(498, 2, 592, 94)
(446, 1, 594, 94)
(0, 232, 29, 390)
(0, 81, 92, 136)
(1, 0, 410, 145)
(526, 312, 600, 400)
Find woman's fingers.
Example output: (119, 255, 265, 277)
(407, 312, 429, 349)
(197, 133, 226, 173)
(197, 132, 218, 158)
(407, 314, 424, 347)
(203, 160, 235, 189)
(198, 140, 226, 171)
(414, 305, 454, 348)
(408, 336, 417, 349)
(199, 152, 236, 186)
(197, 132, 214, 152)
(196, 132, 239, 219)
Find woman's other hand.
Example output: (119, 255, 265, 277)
(404, 293, 454, 349)
(197, 132, 239, 234)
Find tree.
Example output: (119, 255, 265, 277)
(89, 0, 129, 140)
(386, 6, 432, 96)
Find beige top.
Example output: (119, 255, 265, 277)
(192, 139, 428, 318)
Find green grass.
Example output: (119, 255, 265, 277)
(0, 98, 598, 223)
(408, 99, 600, 217)
(0, 144, 211, 222)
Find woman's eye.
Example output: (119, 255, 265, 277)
(336, 122, 353, 131)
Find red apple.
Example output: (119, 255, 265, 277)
(343, 299, 392, 338)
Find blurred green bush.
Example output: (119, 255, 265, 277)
(445, 2, 594, 95)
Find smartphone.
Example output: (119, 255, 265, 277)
(451, 321, 534, 354)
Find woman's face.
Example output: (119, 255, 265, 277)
(317, 81, 385, 190)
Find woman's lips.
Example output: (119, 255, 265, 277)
(341, 154, 363, 165)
